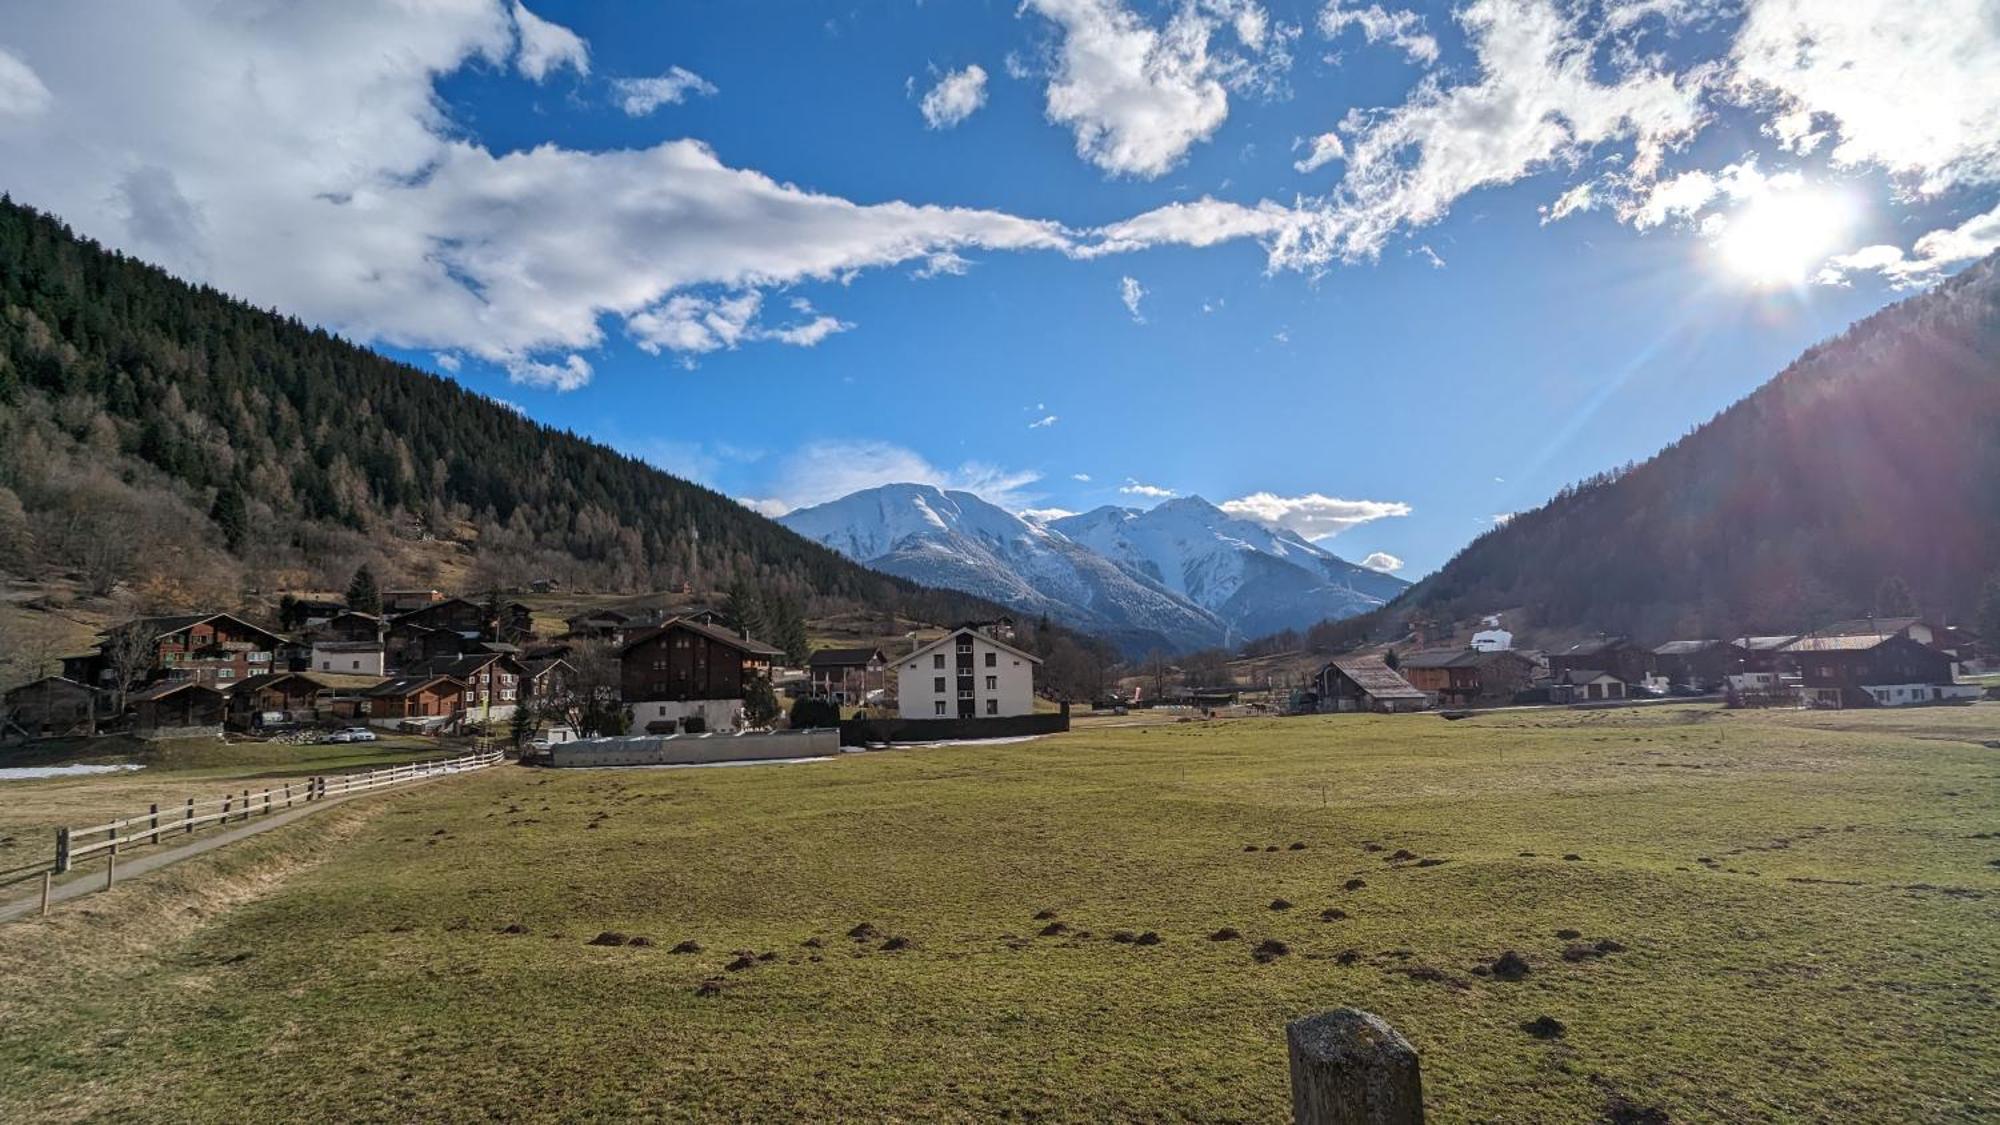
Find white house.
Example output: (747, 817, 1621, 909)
(311, 640, 386, 676)
(896, 627, 1040, 719)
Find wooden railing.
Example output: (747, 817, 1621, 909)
(11, 750, 503, 915)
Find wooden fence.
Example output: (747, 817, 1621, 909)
(7, 750, 503, 916)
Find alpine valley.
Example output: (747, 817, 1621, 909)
(779, 484, 1407, 654)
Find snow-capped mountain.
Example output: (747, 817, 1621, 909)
(1048, 497, 1409, 642)
(779, 484, 1407, 653)
(777, 484, 1227, 653)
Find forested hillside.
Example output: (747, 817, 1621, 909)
(0, 197, 1001, 628)
(1398, 253, 2000, 639)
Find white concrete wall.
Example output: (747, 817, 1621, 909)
(626, 698, 744, 732)
(896, 633, 1035, 719)
(312, 644, 385, 675)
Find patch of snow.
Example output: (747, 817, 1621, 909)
(0, 763, 146, 780)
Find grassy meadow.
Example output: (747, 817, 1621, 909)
(2, 705, 1997, 1121)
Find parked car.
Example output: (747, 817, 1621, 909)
(325, 726, 379, 743)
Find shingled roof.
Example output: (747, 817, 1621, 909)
(1325, 656, 1427, 700)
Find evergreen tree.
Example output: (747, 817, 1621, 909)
(743, 673, 779, 727)
(1875, 576, 1917, 619)
(723, 577, 769, 642)
(209, 480, 249, 552)
(1976, 572, 2000, 657)
(1383, 647, 1400, 671)
(346, 565, 381, 614)
(509, 701, 538, 750)
(770, 594, 811, 666)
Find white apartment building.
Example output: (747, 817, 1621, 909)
(896, 627, 1040, 719)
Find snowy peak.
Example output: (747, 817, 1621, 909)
(781, 484, 1406, 652)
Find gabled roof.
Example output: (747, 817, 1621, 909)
(901, 626, 1043, 667)
(2, 676, 97, 700)
(1814, 617, 1926, 638)
(1324, 656, 1427, 699)
(1396, 648, 1479, 669)
(1555, 637, 1632, 657)
(1652, 639, 1735, 656)
(809, 647, 884, 668)
(130, 679, 226, 703)
(1560, 668, 1625, 685)
(104, 612, 285, 647)
(311, 639, 385, 652)
(407, 652, 523, 679)
(1733, 635, 1800, 652)
(366, 673, 468, 698)
(618, 616, 784, 658)
(237, 671, 387, 694)
(1781, 633, 1906, 654)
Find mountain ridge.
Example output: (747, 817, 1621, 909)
(780, 484, 1406, 653)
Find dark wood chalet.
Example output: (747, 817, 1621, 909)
(808, 647, 887, 705)
(619, 618, 777, 704)
(365, 674, 469, 721)
(1547, 637, 1651, 684)
(1314, 657, 1428, 713)
(65, 613, 284, 690)
(1650, 639, 1747, 691)
(1782, 634, 1957, 708)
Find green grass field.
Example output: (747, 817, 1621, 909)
(2, 705, 1997, 1122)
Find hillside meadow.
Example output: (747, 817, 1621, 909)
(2, 705, 1997, 1122)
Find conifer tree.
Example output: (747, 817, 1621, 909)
(346, 565, 381, 614)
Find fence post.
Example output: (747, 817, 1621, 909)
(185, 797, 195, 834)
(149, 803, 161, 846)
(241, 789, 251, 822)
(1286, 1009, 1424, 1125)
(55, 827, 71, 874)
(40, 870, 53, 917)
(223, 792, 233, 822)
(285, 783, 293, 809)
(263, 788, 271, 816)
(105, 849, 116, 891)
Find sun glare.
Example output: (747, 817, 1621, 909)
(1712, 188, 1855, 287)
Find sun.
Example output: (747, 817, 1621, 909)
(1711, 188, 1855, 287)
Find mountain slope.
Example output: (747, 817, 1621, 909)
(0, 198, 1019, 628)
(780, 485, 1227, 653)
(1397, 253, 2000, 638)
(1049, 497, 1408, 641)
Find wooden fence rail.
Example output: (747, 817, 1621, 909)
(32, 750, 504, 905)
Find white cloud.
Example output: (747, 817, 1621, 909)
(0, 2, 1070, 391)
(1120, 479, 1176, 498)
(1119, 275, 1147, 321)
(1218, 491, 1411, 539)
(1359, 551, 1404, 572)
(912, 251, 973, 279)
(920, 64, 988, 129)
(1413, 244, 1445, 268)
(611, 67, 717, 115)
(1320, 0, 1707, 263)
(1021, 0, 1283, 178)
(1317, 2, 1439, 65)
(1818, 201, 2000, 288)
(1491, 511, 1516, 525)
(1020, 507, 1078, 522)
(1029, 414, 1060, 428)
(504, 353, 593, 391)
(0, 46, 52, 118)
(512, 2, 589, 82)
(1730, 1, 2000, 196)
(627, 291, 852, 355)
(1293, 132, 1346, 174)
(1072, 473, 1093, 482)
(434, 352, 462, 373)
(748, 440, 1042, 514)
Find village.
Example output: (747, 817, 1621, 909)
(0, 579, 1063, 753)
(6, 567, 1991, 758)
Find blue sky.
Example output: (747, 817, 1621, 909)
(2, 1, 1996, 577)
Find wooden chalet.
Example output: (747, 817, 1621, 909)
(1781, 633, 1959, 708)
(2, 677, 100, 736)
(130, 680, 229, 736)
(1547, 637, 1651, 684)
(1650, 640, 1747, 691)
(1314, 657, 1428, 713)
(1398, 648, 1539, 708)
(807, 646, 887, 705)
(1551, 669, 1628, 703)
(619, 618, 772, 704)
(64, 612, 285, 690)
(365, 674, 469, 722)
(406, 652, 526, 717)
(229, 672, 387, 728)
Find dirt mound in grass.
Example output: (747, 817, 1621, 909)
(1038, 921, 1071, 937)
(1490, 950, 1531, 980)
(670, 940, 702, 954)
(1269, 898, 1293, 911)
(1522, 1015, 1566, 1040)
(725, 955, 755, 972)
(881, 936, 913, 952)
(1252, 938, 1291, 963)
(586, 931, 627, 946)
(1319, 908, 1347, 922)
(1134, 931, 1161, 946)
(1343, 879, 1367, 891)
(1209, 927, 1242, 941)
(847, 923, 880, 941)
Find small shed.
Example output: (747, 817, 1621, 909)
(130, 680, 229, 737)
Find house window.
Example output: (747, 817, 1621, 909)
(933, 701, 946, 716)
(933, 676, 945, 693)
(986, 699, 998, 715)
(933, 654, 945, 669)
(351, 660, 361, 670)
(985, 676, 997, 690)
(985, 652, 996, 667)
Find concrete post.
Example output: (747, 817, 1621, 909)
(1287, 1009, 1424, 1125)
